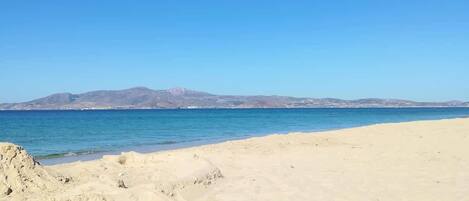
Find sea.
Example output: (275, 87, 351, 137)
(1, 108, 469, 165)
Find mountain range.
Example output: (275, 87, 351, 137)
(0, 87, 468, 110)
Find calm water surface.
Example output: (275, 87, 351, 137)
(1, 108, 468, 162)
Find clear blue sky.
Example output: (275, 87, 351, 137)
(1, 0, 468, 103)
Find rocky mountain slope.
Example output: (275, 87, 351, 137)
(0, 87, 467, 110)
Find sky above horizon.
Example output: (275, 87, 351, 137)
(1, 0, 469, 103)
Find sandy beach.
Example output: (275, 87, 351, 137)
(1, 118, 468, 201)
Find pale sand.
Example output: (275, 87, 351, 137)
(1, 118, 469, 201)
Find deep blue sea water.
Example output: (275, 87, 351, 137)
(1, 108, 469, 163)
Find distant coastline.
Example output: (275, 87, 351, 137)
(1, 106, 469, 112)
(1, 87, 468, 110)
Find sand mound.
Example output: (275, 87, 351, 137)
(0, 143, 59, 198)
(101, 152, 224, 200)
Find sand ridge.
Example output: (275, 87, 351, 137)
(0, 143, 69, 200)
(1, 118, 468, 201)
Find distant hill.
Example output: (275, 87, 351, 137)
(0, 87, 468, 110)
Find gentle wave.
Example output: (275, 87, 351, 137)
(35, 140, 187, 159)
(36, 150, 100, 160)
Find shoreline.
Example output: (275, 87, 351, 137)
(2, 117, 469, 200)
(38, 137, 232, 165)
(39, 116, 469, 166)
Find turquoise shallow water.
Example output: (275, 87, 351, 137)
(1, 108, 469, 162)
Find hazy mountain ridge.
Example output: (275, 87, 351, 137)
(1, 87, 468, 110)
